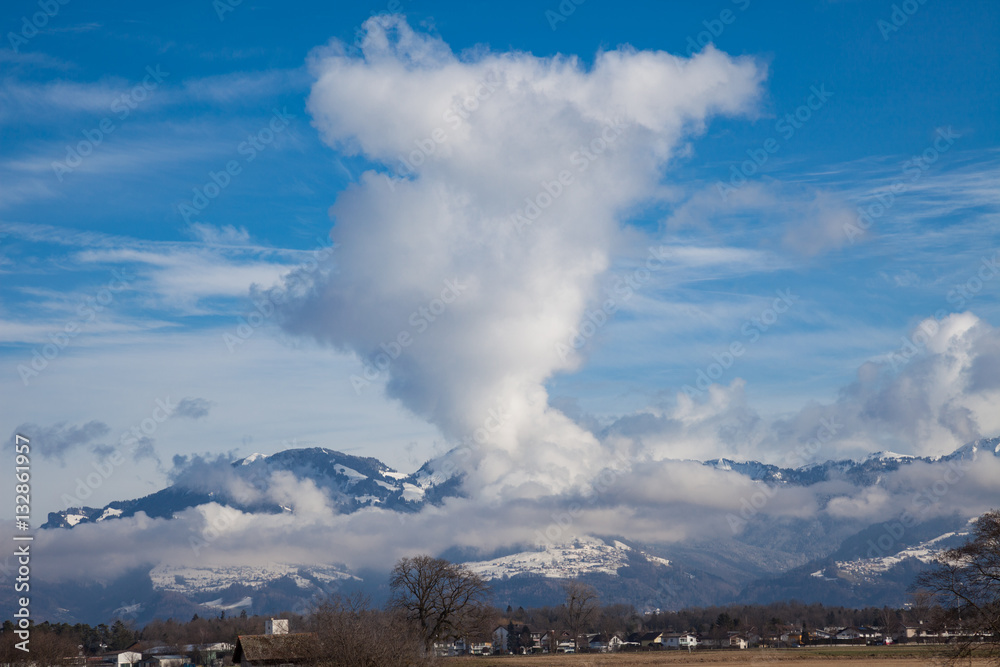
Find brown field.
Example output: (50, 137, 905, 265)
(445, 645, 992, 666)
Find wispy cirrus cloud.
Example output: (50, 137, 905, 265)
(187, 223, 252, 246)
(0, 221, 320, 326)
(181, 68, 309, 104)
(0, 48, 75, 70)
(0, 78, 154, 119)
(0, 66, 306, 126)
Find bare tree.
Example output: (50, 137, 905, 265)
(311, 593, 429, 667)
(879, 605, 902, 641)
(389, 555, 492, 651)
(597, 602, 636, 642)
(916, 509, 1000, 665)
(0, 627, 80, 666)
(564, 580, 599, 650)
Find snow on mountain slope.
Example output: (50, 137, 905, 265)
(44, 437, 1000, 531)
(865, 451, 915, 462)
(64, 513, 88, 527)
(333, 464, 369, 483)
(463, 536, 669, 580)
(112, 601, 144, 617)
(834, 529, 969, 578)
(43, 447, 468, 529)
(202, 596, 253, 611)
(150, 562, 359, 595)
(940, 436, 1000, 461)
(706, 436, 1000, 488)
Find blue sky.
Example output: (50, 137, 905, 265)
(2, 0, 999, 519)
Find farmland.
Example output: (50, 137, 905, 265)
(446, 645, 986, 666)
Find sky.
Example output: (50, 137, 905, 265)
(1, 0, 999, 528)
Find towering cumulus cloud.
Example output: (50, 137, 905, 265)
(273, 16, 765, 499)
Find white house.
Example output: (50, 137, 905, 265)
(664, 633, 697, 649)
(265, 618, 288, 635)
(139, 657, 186, 667)
(556, 640, 576, 653)
(144, 643, 233, 662)
(834, 626, 880, 642)
(493, 624, 537, 653)
(468, 641, 492, 655)
(492, 625, 510, 652)
(99, 651, 142, 667)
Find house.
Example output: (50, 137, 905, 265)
(537, 630, 558, 653)
(554, 630, 576, 652)
(89, 648, 143, 667)
(433, 637, 491, 656)
(729, 634, 749, 649)
(138, 656, 186, 667)
(232, 618, 321, 667)
(232, 635, 321, 667)
(432, 640, 459, 657)
(492, 625, 510, 652)
(468, 641, 492, 655)
(144, 643, 233, 664)
(586, 632, 621, 652)
(663, 632, 697, 649)
(629, 631, 664, 647)
(780, 630, 802, 645)
(902, 626, 988, 643)
(265, 619, 288, 635)
(835, 627, 863, 642)
(493, 624, 535, 654)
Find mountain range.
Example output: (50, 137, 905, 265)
(28, 437, 1000, 624)
(42, 448, 460, 528)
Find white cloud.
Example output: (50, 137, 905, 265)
(70, 246, 298, 315)
(181, 68, 309, 104)
(0, 66, 305, 127)
(187, 223, 252, 246)
(610, 312, 1000, 462)
(664, 181, 858, 256)
(272, 16, 766, 501)
(0, 79, 131, 119)
(26, 452, 1000, 583)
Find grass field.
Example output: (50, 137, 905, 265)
(444, 645, 988, 666)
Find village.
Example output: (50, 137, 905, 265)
(26, 615, 992, 667)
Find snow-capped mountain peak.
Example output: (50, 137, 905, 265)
(864, 450, 915, 462)
(43, 447, 466, 530)
(944, 436, 1000, 461)
(240, 452, 268, 465)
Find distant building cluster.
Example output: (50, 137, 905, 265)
(42, 615, 999, 663)
(57, 619, 320, 667)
